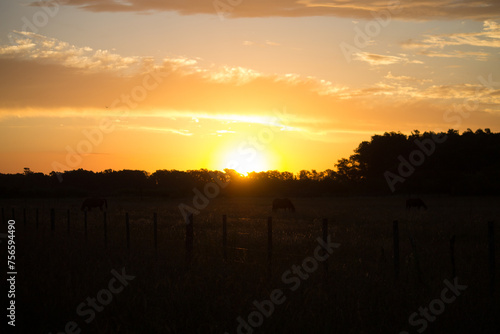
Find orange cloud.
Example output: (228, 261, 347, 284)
(402, 20, 500, 52)
(1, 32, 499, 141)
(30, 0, 500, 20)
(418, 50, 490, 61)
(353, 52, 423, 66)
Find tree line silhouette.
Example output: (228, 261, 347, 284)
(2, 128, 499, 198)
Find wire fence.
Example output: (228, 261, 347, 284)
(2, 206, 496, 294)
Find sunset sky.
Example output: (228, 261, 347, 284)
(1, 0, 499, 175)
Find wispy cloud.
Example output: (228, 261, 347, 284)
(353, 52, 423, 66)
(402, 20, 500, 58)
(385, 72, 433, 84)
(417, 50, 490, 61)
(243, 40, 281, 47)
(124, 125, 193, 136)
(30, 0, 500, 21)
(1, 31, 499, 139)
(265, 40, 281, 46)
(2, 31, 142, 73)
(2, 30, 495, 112)
(417, 83, 500, 103)
(202, 66, 262, 85)
(0, 32, 368, 110)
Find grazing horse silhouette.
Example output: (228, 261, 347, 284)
(406, 198, 427, 210)
(272, 198, 295, 212)
(81, 198, 107, 211)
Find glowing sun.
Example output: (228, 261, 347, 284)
(220, 146, 271, 175)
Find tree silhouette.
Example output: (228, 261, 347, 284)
(2, 129, 499, 198)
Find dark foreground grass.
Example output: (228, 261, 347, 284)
(1, 195, 499, 333)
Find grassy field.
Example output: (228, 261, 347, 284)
(2, 195, 499, 333)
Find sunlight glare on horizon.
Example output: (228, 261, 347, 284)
(215, 143, 276, 175)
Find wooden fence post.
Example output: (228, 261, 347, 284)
(153, 212, 158, 258)
(126, 213, 130, 254)
(84, 210, 88, 241)
(267, 217, 273, 265)
(186, 214, 194, 263)
(222, 215, 228, 262)
(103, 212, 108, 248)
(323, 218, 328, 275)
(393, 220, 400, 279)
(67, 209, 70, 234)
(450, 235, 456, 278)
(50, 208, 55, 232)
(488, 221, 495, 297)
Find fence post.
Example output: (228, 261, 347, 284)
(450, 235, 456, 278)
(50, 208, 55, 232)
(153, 212, 158, 258)
(67, 209, 70, 234)
(103, 212, 107, 248)
(36, 208, 39, 230)
(84, 210, 88, 241)
(323, 218, 328, 275)
(393, 220, 400, 279)
(488, 221, 495, 297)
(126, 213, 130, 255)
(267, 217, 272, 265)
(222, 215, 228, 262)
(186, 214, 194, 263)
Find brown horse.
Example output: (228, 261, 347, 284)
(81, 198, 107, 211)
(272, 198, 295, 212)
(406, 198, 427, 210)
